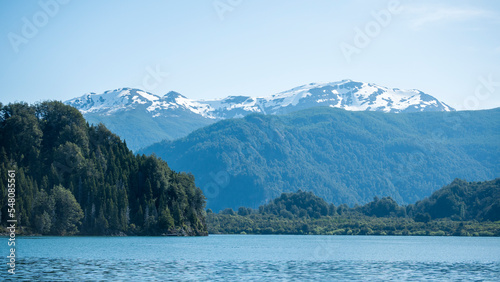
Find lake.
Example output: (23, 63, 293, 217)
(2, 235, 500, 280)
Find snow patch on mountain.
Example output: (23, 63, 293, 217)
(67, 88, 163, 114)
(66, 80, 455, 121)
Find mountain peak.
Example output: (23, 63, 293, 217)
(66, 80, 455, 117)
(263, 80, 455, 113)
(66, 88, 161, 114)
(164, 91, 186, 98)
(64, 80, 457, 150)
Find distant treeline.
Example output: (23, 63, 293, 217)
(0, 101, 207, 236)
(208, 178, 500, 236)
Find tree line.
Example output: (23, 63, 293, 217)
(208, 179, 500, 236)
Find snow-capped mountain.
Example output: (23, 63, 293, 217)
(65, 80, 455, 150)
(67, 80, 454, 117)
(258, 80, 454, 114)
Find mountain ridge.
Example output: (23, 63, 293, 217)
(66, 80, 455, 150)
(67, 79, 455, 116)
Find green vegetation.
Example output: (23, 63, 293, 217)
(411, 178, 500, 222)
(0, 101, 207, 236)
(207, 179, 500, 236)
(140, 107, 500, 212)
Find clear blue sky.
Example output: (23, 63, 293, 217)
(1, 0, 499, 110)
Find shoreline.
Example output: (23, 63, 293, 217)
(1, 233, 499, 238)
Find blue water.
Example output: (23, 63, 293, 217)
(2, 235, 500, 280)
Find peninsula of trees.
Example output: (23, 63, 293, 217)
(0, 102, 207, 236)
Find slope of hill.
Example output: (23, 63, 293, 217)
(66, 80, 454, 150)
(140, 107, 499, 212)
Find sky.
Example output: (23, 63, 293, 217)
(1, 0, 499, 110)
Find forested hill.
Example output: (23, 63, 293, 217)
(140, 107, 500, 212)
(412, 178, 500, 222)
(208, 178, 500, 236)
(0, 101, 207, 236)
(218, 178, 500, 223)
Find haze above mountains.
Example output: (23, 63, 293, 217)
(66, 80, 455, 151)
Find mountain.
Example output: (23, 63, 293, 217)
(139, 107, 499, 212)
(65, 80, 455, 150)
(65, 88, 215, 151)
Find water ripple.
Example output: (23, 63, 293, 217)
(5, 258, 500, 281)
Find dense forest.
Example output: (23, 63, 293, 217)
(208, 179, 500, 236)
(0, 101, 207, 236)
(140, 107, 500, 212)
